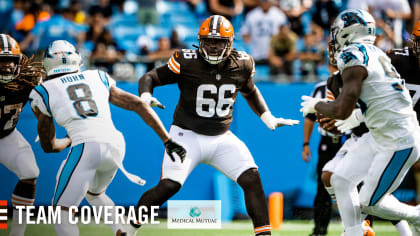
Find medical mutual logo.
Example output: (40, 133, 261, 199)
(0, 200, 7, 229)
(168, 200, 221, 229)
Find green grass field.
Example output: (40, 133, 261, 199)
(0, 220, 402, 236)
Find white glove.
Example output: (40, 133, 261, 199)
(335, 108, 364, 133)
(140, 92, 165, 109)
(260, 111, 300, 130)
(300, 95, 325, 117)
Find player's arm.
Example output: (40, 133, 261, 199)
(241, 77, 299, 130)
(240, 79, 269, 116)
(109, 85, 170, 143)
(314, 66, 366, 120)
(32, 107, 71, 153)
(138, 54, 180, 107)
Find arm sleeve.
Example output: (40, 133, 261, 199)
(239, 53, 256, 94)
(29, 89, 51, 117)
(337, 45, 369, 72)
(156, 51, 182, 85)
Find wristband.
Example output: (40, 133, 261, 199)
(303, 142, 309, 147)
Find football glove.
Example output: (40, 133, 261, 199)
(260, 111, 300, 130)
(335, 108, 364, 133)
(140, 92, 165, 109)
(164, 139, 186, 163)
(300, 95, 325, 117)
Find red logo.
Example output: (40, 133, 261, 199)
(0, 200, 7, 229)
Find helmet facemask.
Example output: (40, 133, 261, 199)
(0, 54, 21, 83)
(198, 15, 234, 65)
(199, 36, 232, 65)
(43, 40, 82, 77)
(328, 40, 337, 66)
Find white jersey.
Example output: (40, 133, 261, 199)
(240, 6, 287, 61)
(337, 43, 420, 151)
(29, 69, 122, 146)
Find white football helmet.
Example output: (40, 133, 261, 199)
(329, 9, 376, 65)
(43, 40, 82, 76)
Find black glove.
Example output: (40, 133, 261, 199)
(164, 139, 186, 163)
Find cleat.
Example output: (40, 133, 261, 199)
(363, 220, 375, 236)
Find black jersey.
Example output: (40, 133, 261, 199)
(387, 47, 420, 120)
(0, 80, 35, 138)
(326, 72, 369, 137)
(156, 49, 255, 135)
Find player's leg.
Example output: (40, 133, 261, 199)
(85, 141, 125, 235)
(391, 220, 412, 236)
(52, 143, 101, 236)
(330, 133, 376, 236)
(359, 145, 420, 223)
(0, 130, 39, 236)
(129, 126, 202, 231)
(208, 132, 269, 235)
(312, 136, 341, 236)
(321, 134, 360, 201)
(237, 168, 270, 235)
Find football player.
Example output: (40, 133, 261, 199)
(0, 34, 44, 236)
(126, 15, 299, 236)
(319, 71, 412, 236)
(301, 10, 420, 236)
(320, 20, 420, 236)
(29, 40, 186, 236)
(387, 20, 420, 117)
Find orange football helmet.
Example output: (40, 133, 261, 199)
(198, 15, 234, 64)
(0, 34, 22, 83)
(412, 21, 420, 60)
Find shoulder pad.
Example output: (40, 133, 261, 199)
(166, 49, 200, 74)
(337, 44, 369, 71)
(231, 50, 255, 75)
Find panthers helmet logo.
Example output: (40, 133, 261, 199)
(341, 12, 367, 27)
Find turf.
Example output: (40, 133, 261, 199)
(0, 219, 401, 236)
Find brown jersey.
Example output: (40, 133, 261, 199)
(0, 56, 44, 138)
(387, 47, 420, 121)
(156, 49, 256, 135)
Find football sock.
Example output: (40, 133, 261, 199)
(86, 192, 120, 234)
(54, 209, 79, 236)
(134, 179, 181, 225)
(254, 225, 271, 235)
(237, 168, 271, 235)
(331, 174, 362, 234)
(344, 223, 364, 236)
(361, 194, 418, 221)
(10, 180, 36, 236)
(393, 220, 412, 236)
(325, 186, 336, 201)
(9, 209, 26, 236)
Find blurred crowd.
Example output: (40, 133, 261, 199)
(0, 0, 419, 82)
